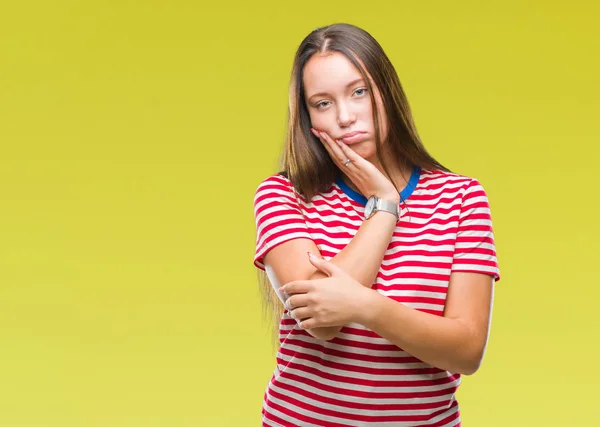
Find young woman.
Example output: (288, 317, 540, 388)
(252, 23, 500, 427)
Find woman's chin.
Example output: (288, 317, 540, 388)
(351, 145, 375, 162)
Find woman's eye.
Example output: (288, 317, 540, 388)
(314, 89, 367, 109)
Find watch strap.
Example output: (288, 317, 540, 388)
(376, 198, 400, 219)
(366, 196, 400, 220)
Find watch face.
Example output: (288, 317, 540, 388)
(365, 197, 376, 218)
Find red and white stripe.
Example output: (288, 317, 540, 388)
(253, 169, 500, 426)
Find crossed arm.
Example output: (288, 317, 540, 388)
(264, 213, 495, 375)
(264, 209, 399, 340)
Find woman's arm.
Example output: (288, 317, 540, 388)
(358, 271, 495, 375)
(281, 264, 495, 373)
(263, 129, 403, 341)
(264, 209, 398, 340)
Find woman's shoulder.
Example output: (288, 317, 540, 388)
(253, 172, 300, 203)
(255, 172, 339, 205)
(419, 168, 487, 192)
(255, 172, 294, 192)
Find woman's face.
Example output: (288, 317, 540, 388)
(303, 51, 388, 163)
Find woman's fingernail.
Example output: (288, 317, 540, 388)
(307, 252, 316, 259)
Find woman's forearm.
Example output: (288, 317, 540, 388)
(306, 212, 397, 340)
(358, 291, 487, 375)
(312, 211, 397, 286)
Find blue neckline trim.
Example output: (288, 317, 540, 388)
(335, 166, 421, 206)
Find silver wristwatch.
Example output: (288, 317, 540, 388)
(364, 196, 400, 220)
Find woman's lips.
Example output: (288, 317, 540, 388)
(340, 132, 368, 144)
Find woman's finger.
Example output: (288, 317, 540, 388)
(318, 131, 347, 163)
(285, 294, 310, 311)
(291, 307, 311, 320)
(279, 280, 312, 295)
(311, 128, 346, 165)
(335, 139, 364, 166)
(307, 252, 344, 277)
(299, 318, 316, 330)
(310, 128, 339, 162)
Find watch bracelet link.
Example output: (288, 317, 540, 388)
(375, 198, 400, 220)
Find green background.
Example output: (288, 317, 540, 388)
(1, 1, 598, 425)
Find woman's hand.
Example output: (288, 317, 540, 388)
(278, 252, 374, 330)
(311, 128, 400, 204)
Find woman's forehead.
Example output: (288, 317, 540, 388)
(303, 52, 369, 93)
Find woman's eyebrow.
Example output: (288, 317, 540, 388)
(307, 78, 366, 101)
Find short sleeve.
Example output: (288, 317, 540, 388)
(451, 179, 500, 282)
(253, 174, 313, 270)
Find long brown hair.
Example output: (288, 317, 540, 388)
(259, 23, 451, 346)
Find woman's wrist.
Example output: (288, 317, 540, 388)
(378, 192, 401, 205)
(354, 287, 384, 325)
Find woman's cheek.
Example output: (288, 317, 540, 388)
(309, 115, 326, 131)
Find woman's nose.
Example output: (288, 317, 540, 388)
(337, 103, 356, 127)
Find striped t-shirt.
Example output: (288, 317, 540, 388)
(253, 166, 500, 427)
